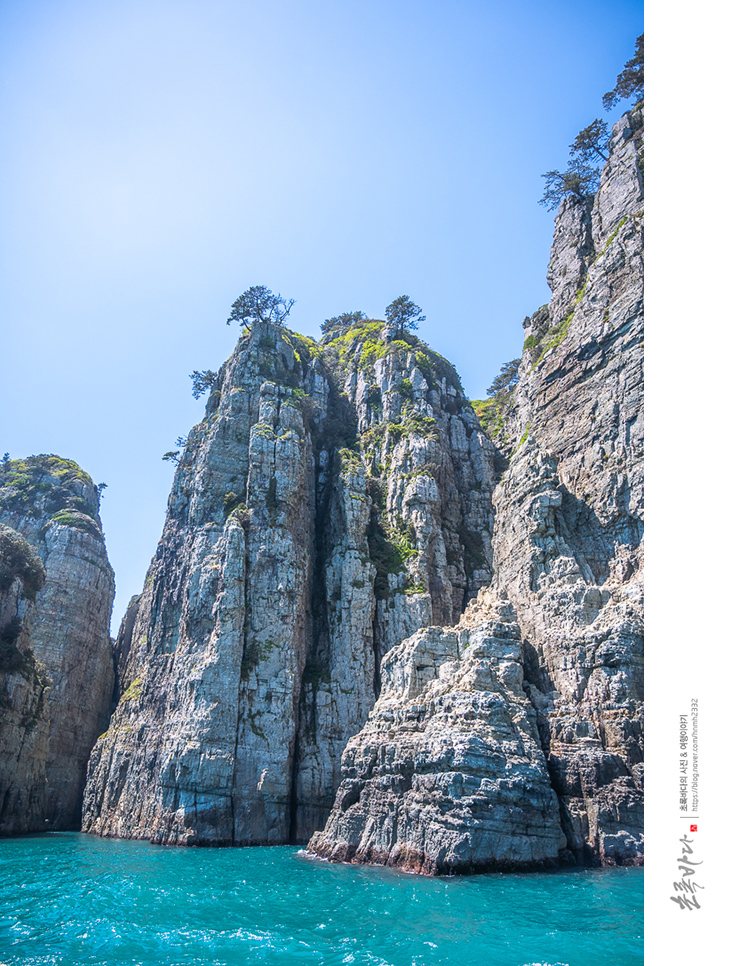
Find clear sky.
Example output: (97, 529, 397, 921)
(0, 0, 643, 629)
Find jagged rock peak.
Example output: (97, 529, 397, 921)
(82, 319, 496, 845)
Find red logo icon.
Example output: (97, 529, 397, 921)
(690, 824, 698, 832)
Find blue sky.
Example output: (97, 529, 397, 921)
(0, 0, 643, 628)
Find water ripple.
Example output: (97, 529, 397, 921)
(0, 834, 642, 966)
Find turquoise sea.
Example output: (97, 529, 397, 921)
(0, 834, 642, 966)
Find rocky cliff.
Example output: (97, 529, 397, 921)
(0, 523, 49, 835)
(82, 323, 495, 844)
(0, 457, 115, 831)
(76, 105, 643, 868)
(308, 104, 643, 870)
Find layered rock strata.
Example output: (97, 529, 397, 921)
(80, 105, 642, 868)
(309, 104, 644, 869)
(82, 323, 495, 844)
(492, 104, 644, 865)
(308, 589, 567, 873)
(0, 457, 115, 830)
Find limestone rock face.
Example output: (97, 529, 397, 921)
(0, 457, 115, 830)
(309, 104, 643, 870)
(308, 589, 567, 873)
(82, 322, 495, 844)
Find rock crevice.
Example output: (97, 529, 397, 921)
(308, 104, 643, 871)
(82, 323, 495, 844)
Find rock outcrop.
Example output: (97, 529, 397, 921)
(308, 589, 567, 873)
(82, 323, 495, 844)
(0, 457, 115, 830)
(308, 104, 644, 870)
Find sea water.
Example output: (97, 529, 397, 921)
(0, 833, 642, 966)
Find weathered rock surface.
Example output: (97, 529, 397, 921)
(309, 104, 644, 870)
(494, 104, 644, 865)
(0, 457, 115, 830)
(82, 322, 495, 844)
(78, 105, 641, 870)
(308, 589, 567, 872)
(0, 523, 49, 835)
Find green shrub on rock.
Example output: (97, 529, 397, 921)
(0, 524, 45, 599)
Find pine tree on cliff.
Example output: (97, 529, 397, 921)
(539, 35, 642, 211)
(384, 295, 425, 340)
(603, 34, 644, 109)
(569, 119, 609, 163)
(189, 369, 218, 399)
(227, 285, 295, 329)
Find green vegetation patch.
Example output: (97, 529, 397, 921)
(119, 676, 143, 704)
(288, 330, 324, 363)
(472, 357, 521, 443)
(362, 413, 438, 451)
(322, 320, 463, 395)
(337, 447, 364, 476)
(223, 491, 248, 519)
(595, 215, 631, 261)
(247, 710, 266, 739)
(360, 339, 388, 372)
(360, 422, 388, 452)
(0, 455, 98, 519)
(402, 413, 438, 440)
(284, 386, 313, 417)
(241, 637, 279, 680)
(367, 514, 418, 599)
(471, 397, 509, 440)
(390, 517, 418, 564)
(0, 524, 45, 600)
(421, 349, 463, 393)
(525, 281, 588, 370)
(530, 312, 574, 368)
(366, 384, 382, 410)
(46, 510, 104, 541)
(323, 320, 387, 380)
(251, 422, 277, 441)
